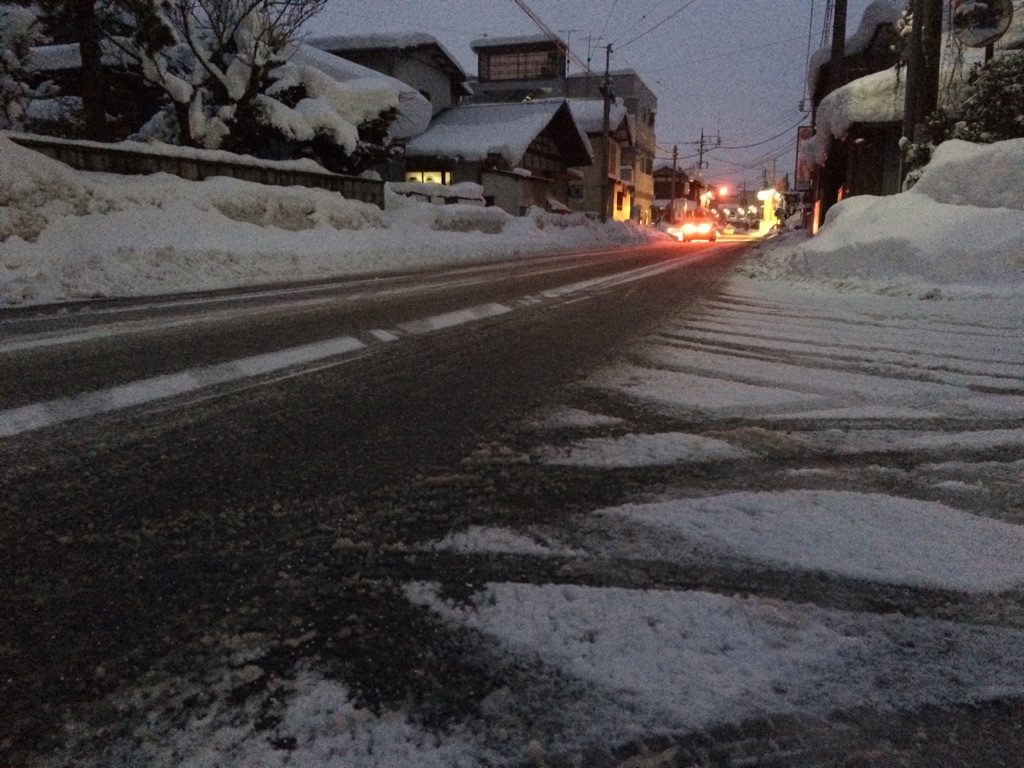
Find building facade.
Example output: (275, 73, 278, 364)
(468, 35, 658, 223)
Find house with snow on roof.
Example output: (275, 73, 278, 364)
(467, 34, 658, 223)
(403, 98, 593, 215)
(567, 99, 634, 221)
(805, 0, 1024, 223)
(305, 33, 471, 117)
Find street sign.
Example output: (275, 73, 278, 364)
(951, 0, 1014, 48)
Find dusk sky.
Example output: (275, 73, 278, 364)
(311, 0, 886, 192)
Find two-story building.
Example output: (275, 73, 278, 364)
(467, 35, 658, 223)
(403, 98, 592, 215)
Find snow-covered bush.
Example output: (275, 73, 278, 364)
(903, 51, 1024, 185)
(944, 51, 1024, 143)
(430, 205, 507, 234)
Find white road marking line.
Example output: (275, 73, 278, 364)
(1, 253, 700, 438)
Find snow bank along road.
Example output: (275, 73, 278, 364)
(3, 243, 1024, 766)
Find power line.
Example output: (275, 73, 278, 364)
(643, 34, 806, 75)
(614, 0, 701, 51)
(716, 118, 804, 150)
(599, 0, 621, 40)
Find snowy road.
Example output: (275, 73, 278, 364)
(2, 246, 1023, 767)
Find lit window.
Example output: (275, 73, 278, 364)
(405, 171, 452, 185)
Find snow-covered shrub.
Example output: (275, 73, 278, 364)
(204, 179, 385, 231)
(903, 51, 1024, 185)
(430, 204, 507, 234)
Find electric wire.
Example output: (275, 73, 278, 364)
(642, 34, 806, 75)
(614, 0, 701, 51)
(716, 118, 805, 150)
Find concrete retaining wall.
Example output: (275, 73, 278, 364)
(8, 134, 385, 209)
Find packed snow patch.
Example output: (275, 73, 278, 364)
(599, 490, 1024, 592)
(408, 581, 1024, 733)
(424, 525, 585, 557)
(537, 431, 755, 468)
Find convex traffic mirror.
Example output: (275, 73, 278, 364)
(952, 0, 1014, 48)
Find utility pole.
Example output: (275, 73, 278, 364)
(694, 128, 721, 171)
(828, 0, 849, 92)
(902, 0, 944, 145)
(669, 145, 679, 222)
(599, 44, 613, 223)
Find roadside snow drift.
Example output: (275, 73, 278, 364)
(747, 139, 1024, 294)
(0, 136, 660, 306)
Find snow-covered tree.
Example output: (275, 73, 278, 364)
(0, 3, 43, 129)
(109, 0, 401, 173)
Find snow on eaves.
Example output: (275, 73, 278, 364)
(406, 99, 592, 166)
(807, 1, 901, 97)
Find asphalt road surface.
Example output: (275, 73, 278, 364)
(2, 240, 755, 765)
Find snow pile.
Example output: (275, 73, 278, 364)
(746, 138, 1024, 293)
(0, 136, 662, 306)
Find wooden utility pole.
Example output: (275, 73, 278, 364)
(599, 44, 612, 223)
(828, 0, 849, 91)
(669, 145, 679, 222)
(903, 0, 944, 143)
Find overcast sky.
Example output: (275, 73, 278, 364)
(310, 0, 886, 191)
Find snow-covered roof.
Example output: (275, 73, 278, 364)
(471, 34, 564, 51)
(406, 99, 592, 166)
(283, 44, 432, 140)
(567, 99, 629, 137)
(807, 1, 901, 97)
(810, 9, 1024, 164)
(305, 33, 467, 80)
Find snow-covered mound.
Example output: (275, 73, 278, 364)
(746, 139, 1024, 295)
(0, 136, 660, 306)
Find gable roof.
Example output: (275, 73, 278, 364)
(305, 33, 467, 82)
(405, 99, 593, 166)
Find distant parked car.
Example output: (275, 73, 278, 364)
(666, 209, 720, 242)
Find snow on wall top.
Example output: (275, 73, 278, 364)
(807, 0, 901, 97)
(406, 99, 591, 166)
